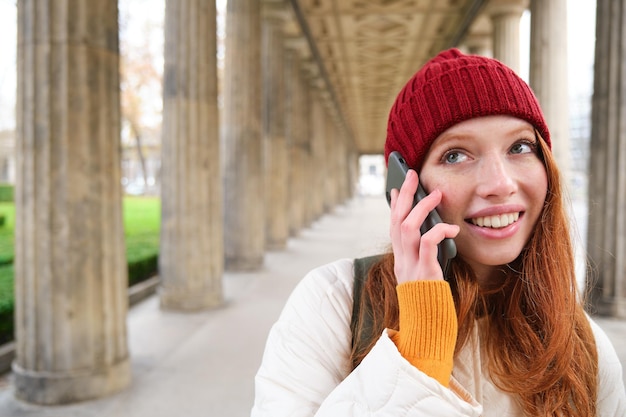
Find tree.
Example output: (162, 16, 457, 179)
(119, 0, 164, 194)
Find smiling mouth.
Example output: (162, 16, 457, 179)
(468, 212, 520, 228)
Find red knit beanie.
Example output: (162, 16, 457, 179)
(385, 48, 550, 169)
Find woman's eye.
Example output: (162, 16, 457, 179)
(510, 141, 534, 154)
(443, 151, 467, 164)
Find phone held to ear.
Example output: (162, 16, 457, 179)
(386, 151, 457, 278)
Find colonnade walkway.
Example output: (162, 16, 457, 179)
(0, 193, 624, 417)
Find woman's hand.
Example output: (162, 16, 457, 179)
(389, 169, 460, 284)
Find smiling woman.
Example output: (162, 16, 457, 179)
(251, 48, 626, 417)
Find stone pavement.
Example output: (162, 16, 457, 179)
(0, 195, 624, 417)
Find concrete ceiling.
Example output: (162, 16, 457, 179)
(283, 0, 491, 155)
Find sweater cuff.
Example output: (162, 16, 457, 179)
(390, 280, 458, 387)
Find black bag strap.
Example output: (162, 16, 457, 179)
(351, 254, 383, 351)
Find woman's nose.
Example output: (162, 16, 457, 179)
(475, 155, 517, 199)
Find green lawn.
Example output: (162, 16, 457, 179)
(124, 197, 161, 285)
(0, 203, 15, 265)
(124, 196, 161, 263)
(0, 196, 161, 344)
(0, 198, 161, 266)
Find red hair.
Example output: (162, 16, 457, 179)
(351, 135, 598, 416)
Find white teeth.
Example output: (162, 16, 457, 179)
(471, 212, 519, 229)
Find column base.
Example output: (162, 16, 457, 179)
(159, 287, 224, 311)
(225, 255, 264, 271)
(266, 240, 287, 251)
(593, 295, 626, 319)
(12, 357, 131, 405)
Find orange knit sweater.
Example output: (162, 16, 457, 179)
(389, 280, 458, 387)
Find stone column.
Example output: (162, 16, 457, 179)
(347, 148, 358, 200)
(159, 0, 223, 310)
(222, 0, 264, 270)
(342, 134, 353, 202)
(298, 66, 312, 228)
(13, 1, 130, 404)
(334, 124, 349, 204)
(325, 115, 342, 208)
(285, 45, 308, 235)
(284, 48, 298, 234)
(586, 0, 626, 318)
(309, 90, 327, 220)
(262, 2, 289, 250)
(487, 0, 527, 73)
(529, 0, 570, 182)
(300, 64, 316, 227)
(322, 110, 335, 211)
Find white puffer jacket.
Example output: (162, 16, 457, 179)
(251, 259, 626, 416)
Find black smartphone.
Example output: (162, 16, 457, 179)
(385, 151, 457, 278)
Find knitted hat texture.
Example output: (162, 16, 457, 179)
(384, 48, 551, 169)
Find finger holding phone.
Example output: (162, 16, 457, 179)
(387, 151, 459, 284)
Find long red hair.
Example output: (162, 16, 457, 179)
(350, 135, 598, 416)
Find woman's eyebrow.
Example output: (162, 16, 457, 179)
(503, 124, 536, 137)
(433, 131, 471, 144)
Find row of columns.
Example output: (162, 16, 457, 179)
(216, 0, 353, 273)
(11, 0, 625, 407)
(13, 0, 355, 404)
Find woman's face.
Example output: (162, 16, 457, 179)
(419, 115, 548, 282)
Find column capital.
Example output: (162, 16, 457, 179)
(464, 32, 492, 56)
(284, 35, 311, 59)
(301, 59, 322, 82)
(485, 0, 528, 17)
(262, 0, 290, 22)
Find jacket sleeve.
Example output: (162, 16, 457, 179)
(251, 259, 482, 417)
(589, 317, 626, 416)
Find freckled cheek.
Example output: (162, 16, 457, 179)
(525, 169, 548, 213)
(433, 186, 466, 227)
(420, 172, 467, 225)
